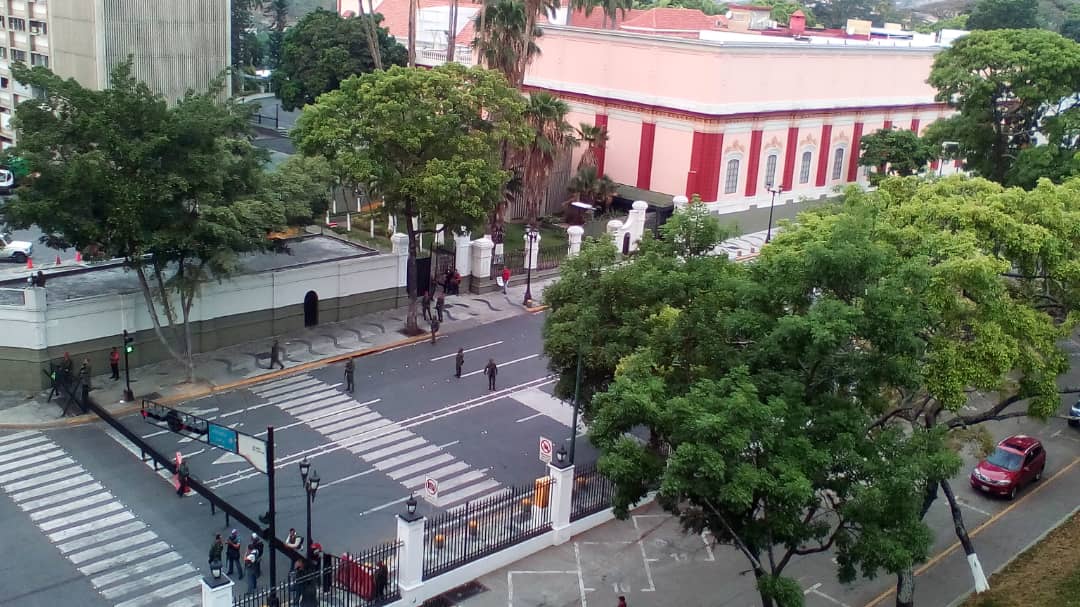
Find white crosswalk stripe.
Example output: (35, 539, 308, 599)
(256, 375, 504, 508)
(0, 431, 202, 606)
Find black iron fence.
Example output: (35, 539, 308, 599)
(422, 479, 553, 580)
(490, 247, 567, 278)
(570, 463, 615, 522)
(234, 540, 401, 607)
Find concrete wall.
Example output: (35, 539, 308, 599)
(0, 251, 406, 391)
(48, 0, 106, 91)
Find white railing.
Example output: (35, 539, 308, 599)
(416, 42, 473, 66)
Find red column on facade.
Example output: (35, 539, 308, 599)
(636, 122, 656, 190)
(744, 129, 763, 197)
(846, 121, 864, 183)
(686, 131, 705, 198)
(910, 118, 920, 133)
(815, 124, 833, 187)
(699, 132, 725, 201)
(780, 126, 799, 191)
(883, 119, 893, 130)
(594, 114, 609, 176)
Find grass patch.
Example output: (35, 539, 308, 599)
(502, 220, 569, 254)
(961, 511, 1080, 607)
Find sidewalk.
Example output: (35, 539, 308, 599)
(0, 278, 555, 429)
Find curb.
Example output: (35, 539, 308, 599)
(0, 332, 434, 431)
(525, 304, 549, 314)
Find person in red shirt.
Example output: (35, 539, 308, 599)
(109, 346, 121, 380)
(501, 266, 511, 294)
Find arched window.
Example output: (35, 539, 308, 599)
(724, 158, 740, 194)
(763, 153, 778, 189)
(832, 147, 845, 181)
(799, 151, 812, 184)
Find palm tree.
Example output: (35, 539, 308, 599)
(576, 123, 609, 172)
(354, 0, 384, 70)
(521, 92, 575, 227)
(472, 0, 541, 86)
(571, 0, 631, 28)
(446, 0, 460, 63)
(568, 165, 617, 214)
(408, 0, 418, 66)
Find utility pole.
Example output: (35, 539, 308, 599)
(266, 426, 278, 599)
(568, 347, 584, 464)
(122, 330, 135, 402)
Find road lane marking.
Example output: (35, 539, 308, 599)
(6, 469, 89, 493)
(516, 413, 543, 423)
(69, 531, 159, 565)
(402, 462, 470, 488)
(431, 341, 504, 361)
(30, 492, 113, 521)
(437, 478, 501, 505)
(461, 354, 541, 378)
(956, 498, 992, 517)
(0, 433, 49, 454)
(0, 449, 66, 473)
(388, 454, 457, 482)
(360, 437, 427, 462)
(0, 430, 39, 445)
(39, 501, 124, 531)
(864, 455, 1080, 607)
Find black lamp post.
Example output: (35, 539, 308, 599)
(299, 458, 319, 562)
(401, 494, 421, 522)
(765, 186, 783, 243)
(568, 347, 584, 464)
(523, 226, 538, 306)
(554, 445, 569, 468)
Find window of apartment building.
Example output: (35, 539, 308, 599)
(0, 77, 8, 89)
(0, 47, 7, 60)
(0, 17, 6, 29)
(724, 158, 740, 194)
(8, 18, 26, 32)
(763, 153, 778, 188)
(29, 21, 46, 35)
(30, 53, 47, 68)
(799, 151, 812, 184)
(10, 49, 26, 63)
(831, 148, 844, 180)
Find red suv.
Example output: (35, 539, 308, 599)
(970, 435, 1046, 500)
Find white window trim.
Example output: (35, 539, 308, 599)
(722, 154, 744, 196)
(831, 145, 848, 182)
(798, 148, 814, 185)
(761, 149, 781, 191)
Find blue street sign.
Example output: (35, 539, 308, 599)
(208, 424, 238, 453)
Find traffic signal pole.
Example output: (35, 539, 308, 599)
(267, 426, 278, 598)
(122, 330, 134, 402)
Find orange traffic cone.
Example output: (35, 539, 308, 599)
(74, 251, 82, 263)
(26, 257, 32, 270)
(55, 255, 61, 266)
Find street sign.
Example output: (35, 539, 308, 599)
(424, 477, 439, 505)
(208, 423, 238, 453)
(238, 432, 268, 474)
(539, 436, 553, 464)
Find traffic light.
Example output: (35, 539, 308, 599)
(123, 330, 135, 354)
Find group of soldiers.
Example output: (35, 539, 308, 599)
(343, 349, 499, 392)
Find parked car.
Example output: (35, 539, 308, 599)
(0, 232, 32, 263)
(0, 168, 13, 195)
(1069, 399, 1080, 428)
(970, 435, 1046, 500)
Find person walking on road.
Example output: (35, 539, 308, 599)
(176, 461, 190, 497)
(421, 290, 432, 321)
(208, 533, 224, 567)
(430, 318, 440, 344)
(270, 340, 285, 370)
(501, 266, 511, 294)
(436, 290, 446, 322)
(484, 358, 498, 390)
(454, 348, 464, 378)
(226, 529, 243, 579)
(344, 358, 355, 393)
(109, 347, 121, 380)
(617, 596, 627, 607)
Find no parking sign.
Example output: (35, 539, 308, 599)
(538, 436, 553, 464)
(424, 477, 439, 506)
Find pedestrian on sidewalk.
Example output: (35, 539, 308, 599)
(484, 358, 498, 390)
(208, 533, 224, 567)
(244, 548, 262, 596)
(617, 596, 627, 607)
(289, 559, 305, 606)
(436, 290, 446, 322)
(226, 529, 243, 579)
(454, 348, 464, 378)
(374, 561, 389, 600)
(79, 358, 91, 390)
(286, 528, 303, 553)
(60, 352, 73, 385)
(109, 347, 121, 380)
(248, 533, 265, 559)
(430, 318, 440, 344)
(176, 461, 190, 497)
(421, 290, 432, 321)
(344, 358, 355, 393)
(270, 340, 285, 370)
(501, 267, 511, 294)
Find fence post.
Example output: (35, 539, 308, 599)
(396, 510, 426, 601)
(548, 462, 575, 545)
(566, 225, 584, 257)
(200, 574, 234, 607)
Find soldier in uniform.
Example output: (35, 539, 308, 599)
(344, 358, 355, 393)
(455, 348, 464, 378)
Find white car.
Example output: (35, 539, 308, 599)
(0, 233, 32, 263)
(0, 169, 13, 195)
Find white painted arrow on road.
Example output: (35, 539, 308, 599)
(212, 452, 247, 465)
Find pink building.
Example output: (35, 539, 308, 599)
(339, 1, 964, 210)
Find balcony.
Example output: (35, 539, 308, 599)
(415, 42, 473, 67)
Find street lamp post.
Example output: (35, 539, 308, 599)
(765, 186, 783, 243)
(568, 347, 584, 464)
(523, 226, 538, 306)
(298, 458, 320, 563)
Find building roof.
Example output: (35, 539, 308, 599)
(567, 7, 641, 28)
(619, 8, 728, 34)
(726, 4, 772, 11)
(366, 0, 477, 47)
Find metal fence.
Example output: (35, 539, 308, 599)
(422, 479, 553, 580)
(234, 541, 401, 607)
(490, 247, 567, 278)
(570, 463, 615, 522)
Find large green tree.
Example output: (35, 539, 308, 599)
(231, 0, 266, 91)
(966, 0, 1039, 29)
(265, 0, 291, 68)
(272, 9, 407, 111)
(858, 128, 934, 184)
(1, 64, 296, 380)
(927, 29, 1080, 184)
(293, 64, 529, 333)
(521, 92, 575, 227)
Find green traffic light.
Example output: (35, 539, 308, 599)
(125, 344, 134, 354)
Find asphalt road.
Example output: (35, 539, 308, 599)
(0, 311, 591, 600)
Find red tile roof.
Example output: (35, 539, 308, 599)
(567, 7, 641, 28)
(726, 4, 772, 11)
(618, 7, 727, 32)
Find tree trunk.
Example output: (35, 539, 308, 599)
(357, 0, 383, 71)
(446, 0, 459, 63)
(895, 467, 942, 607)
(940, 479, 990, 593)
(132, 263, 189, 369)
(404, 204, 421, 335)
(752, 569, 776, 607)
(181, 289, 196, 383)
(407, 0, 417, 67)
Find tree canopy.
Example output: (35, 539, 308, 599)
(858, 128, 934, 183)
(272, 9, 406, 111)
(293, 64, 529, 332)
(927, 28, 1080, 185)
(966, 0, 1039, 30)
(0, 63, 302, 378)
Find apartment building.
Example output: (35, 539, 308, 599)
(0, 0, 230, 147)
